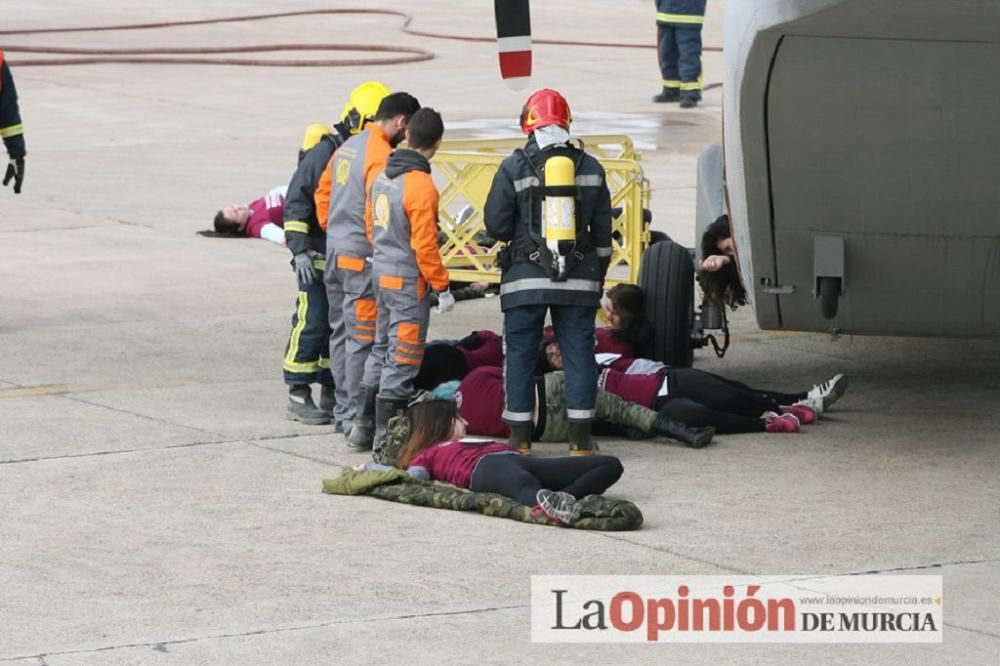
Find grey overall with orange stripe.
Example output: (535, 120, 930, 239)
(365, 149, 450, 398)
(324, 124, 393, 424)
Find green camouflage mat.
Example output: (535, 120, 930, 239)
(323, 467, 643, 531)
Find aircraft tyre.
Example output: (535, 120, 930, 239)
(637, 240, 695, 368)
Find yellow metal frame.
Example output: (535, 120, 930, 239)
(432, 135, 650, 286)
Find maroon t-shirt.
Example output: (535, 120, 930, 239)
(456, 366, 510, 438)
(594, 327, 637, 357)
(408, 440, 517, 488)
(597, 368, 664, 408)
(244, 189, 285, 239)
(459, 330, 504, 369)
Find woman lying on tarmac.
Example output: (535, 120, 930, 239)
(363, 399, 625, 525)
(448, 366, 715, 449)
(595, 283, 653, 356)
(198, 185, 287, 245)
(540, 340, 850, 434)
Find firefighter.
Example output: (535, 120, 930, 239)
(282, 81, 390, 425)
(652, 0, 707, 108)
(1, 50, 26, 194)
(322, 92, 422, 446)
(364, 107, 453, 452)
(483, 89, 613, 456)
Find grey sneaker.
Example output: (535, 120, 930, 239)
(536, 489, 580, 525)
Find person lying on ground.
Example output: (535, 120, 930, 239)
(538, 283, 652, 358)
(444, 366, 715, 449)
(414, 330, 504, 391)
(358, 398, 625, 525)
(540, 339, 850, 433)
(200, 185, 287, 245)
(428, 280, 498, 307)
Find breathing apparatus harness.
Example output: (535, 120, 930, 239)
(498, 140, 589, 282)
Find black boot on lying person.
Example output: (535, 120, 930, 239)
(652, 413, 716, 448)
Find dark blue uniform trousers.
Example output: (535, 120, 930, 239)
(503, 304, 597, 425)
(283, 271, 334, 387)
(657, 24, 703, 100)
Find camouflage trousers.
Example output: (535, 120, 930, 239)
(540, 371, 657, 442)
(374, 371, 658, 466)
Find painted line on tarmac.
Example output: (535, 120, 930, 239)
(0, 380, 196, 399)
(0, 432, 330, 466)
(0, 603, 528, 663)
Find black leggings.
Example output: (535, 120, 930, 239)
(469, 453, 624, 507)
(664, 368, 805, 417)
(657, 398, 766, 434)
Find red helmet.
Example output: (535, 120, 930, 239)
(519, 89, 572, 135)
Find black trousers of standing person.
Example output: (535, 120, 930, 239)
(469, 453, 623, 507)
(665, 368, 806, 417)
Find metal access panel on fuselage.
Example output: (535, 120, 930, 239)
(731, 0, 1000, 337)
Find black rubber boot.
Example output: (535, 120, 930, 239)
(652, 414, 715, 448)
(568, 421, 598, 456)
(508, 423, 534, 455)
(347, 384, 377, 450)
(374, 395, 409, 455)
(319, 383, 336, 416)
(286, 385, 330, 426)
(652, 87, 680, 103)
(679, 93, 701, 109)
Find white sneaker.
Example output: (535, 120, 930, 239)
(536, 489, 580, 525)
(808, 374, 849, 411)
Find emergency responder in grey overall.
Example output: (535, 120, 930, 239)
(1, 50, 26, 194)
(652, 0, 707, 108)
(365, 108, 454, 452)
(484, 89, 613, 456)
(323, 92, 421, 448)
(282, 82, 390, 425)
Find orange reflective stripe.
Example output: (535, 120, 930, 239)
(397, 322, 423, 346)
(337, 255, 366, 272)
(379, 275, 404, 290)
(354, 298, 377, 322)
(394, 353, 423, 366)
(417, 277, 427, 300)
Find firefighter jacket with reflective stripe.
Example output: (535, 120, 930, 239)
(324, 124, 393, 257)
(484, 136, 613, 310)
(655, 0, 706, 25)
(0, 51, 25, 159)
(283, 125, 349, 257)
(371, 149, 450, 293)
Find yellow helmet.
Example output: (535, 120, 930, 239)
(300, 123, 332, 152)
(341, 80, 391, 134)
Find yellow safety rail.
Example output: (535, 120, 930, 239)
(432, 135, 650, 286)
(439, 135, 640, 161)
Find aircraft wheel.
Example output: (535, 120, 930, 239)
(637, 240, 694, 367)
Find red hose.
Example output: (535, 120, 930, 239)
(0, 9, 721, 68)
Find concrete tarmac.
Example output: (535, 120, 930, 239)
(1, 1, 997, 664)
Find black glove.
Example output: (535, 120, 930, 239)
(3, 156, 24, 194)
(652, 413, 715, 448)
(457, 332, 483, 350)
(292, 250, 319, 284)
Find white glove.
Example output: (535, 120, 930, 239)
(436, 289, 456, 314)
